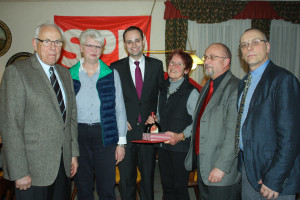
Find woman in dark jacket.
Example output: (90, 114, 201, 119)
(147, 50, 199, 200)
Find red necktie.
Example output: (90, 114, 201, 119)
(135, 61, 143, 122)
(195, 80, 214, 155)
(135, 61, 143, 99)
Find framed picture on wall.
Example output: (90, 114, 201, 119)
(6, 52, 33, 67)
(0, 20, 12, 57)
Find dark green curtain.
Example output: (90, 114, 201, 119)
(171, 0, 248, 24)
(165, 18, 188, 64)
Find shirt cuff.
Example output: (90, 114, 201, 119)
(118, 136, 127, 145)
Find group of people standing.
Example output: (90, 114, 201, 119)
(0, 22, 299, 200)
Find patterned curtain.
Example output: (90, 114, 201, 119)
(270, 2, 300, 24)
(165, 18, 188, 64)
(165, 0, 247, 64)
(164, 1, 300, 64)
(251, 19, 272, 40)
(171, 0, 248, 24)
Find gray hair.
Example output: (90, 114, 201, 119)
(34, 23, 64, 39)
(79, 29, 104, 46)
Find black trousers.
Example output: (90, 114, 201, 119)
(118, 124, 156, 200)
(15, 155, 70, 200)
(197, 157, 241, 200)
(75, 123, 116, 200)
(158, 148, 190, 200)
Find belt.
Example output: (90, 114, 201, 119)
(78, 122, 101, 127)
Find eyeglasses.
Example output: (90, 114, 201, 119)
(36, 38, 63, 47)
(169, 61, 185, 67)
(84, 44, 102, 51)
(125, 38, 142, 45)
(203, 55, 227, 61)
(240, 39, 266, 49)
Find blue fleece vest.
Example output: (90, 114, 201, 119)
(70, 60, 118, 146)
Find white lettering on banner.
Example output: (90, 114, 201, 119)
(61, 29, 81, 68)
(118, 30, 127, 59)
(61, 29, 118, 68)
(61, 29, 149, 68)
(101, 30, 116, 55)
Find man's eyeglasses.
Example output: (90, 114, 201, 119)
(36, 38, 63, 47)
(125, 38, 142, 45)
(240, 39, 266, 49)
(84, 44, 102, 51)
(203, 55, 228, 61)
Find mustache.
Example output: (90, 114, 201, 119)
(204, 64, 213, 68)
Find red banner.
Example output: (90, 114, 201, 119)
(54, 16, 151, 68)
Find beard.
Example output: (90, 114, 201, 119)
(205, 64, 214, 77)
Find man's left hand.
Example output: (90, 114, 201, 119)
(70, 157, 78, 178)
(115, 145, 125, 165)
(208, 167, 225, 183)
(258, 179, 279, 199)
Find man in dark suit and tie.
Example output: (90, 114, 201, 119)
(236, 28, 300, 200)
(0, 23, 79, 200)
(111, 26, 164, 200)
(185, 43, 241, 200)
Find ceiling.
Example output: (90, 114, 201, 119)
(0, 0, 165, 2)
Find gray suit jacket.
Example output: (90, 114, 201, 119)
(185, 70, 241, 186)
(0, 55, 79, 186)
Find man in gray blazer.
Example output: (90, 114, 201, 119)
(0, 23, 79, 200)
(185, 43, 241, 200)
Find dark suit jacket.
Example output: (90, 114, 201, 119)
(111, 56, 164, 141)
(0, 55, 79, 186)
(239, 61, 300, 194)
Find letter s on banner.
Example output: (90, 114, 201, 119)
(60, 29, 81, 68)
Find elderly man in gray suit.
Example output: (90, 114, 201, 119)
(0, 23, 79, 200)
(185, 43, 241, 200)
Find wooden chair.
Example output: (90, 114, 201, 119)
(0, 171, 15, 200)
(71, 166, 142, 200)
(115, 166, 141, 199)
(188, 170, 199, 199)
(161, 170, 199, 200)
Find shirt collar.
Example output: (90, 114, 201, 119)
(129, 55, 145, 66)
(36, 53, 52, 69)
(79, 58, 100, 73)
(251, 59, 270, 77)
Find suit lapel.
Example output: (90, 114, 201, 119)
(141, 57, 152, 100)
(204, 71, 233, 114)
(123, 57, 139, 99)
(247, 63, 271, 115)
(31, 55, 65, 118)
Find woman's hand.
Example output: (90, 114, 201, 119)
(164, 131, 185, 145)
(145, 114, 158, 125)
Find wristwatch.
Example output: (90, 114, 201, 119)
(118, 144, 126, 148)
(182, 134, 185, 141)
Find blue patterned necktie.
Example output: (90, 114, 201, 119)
(235, 73, 252, 156)
(49, 67, 66, 122)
